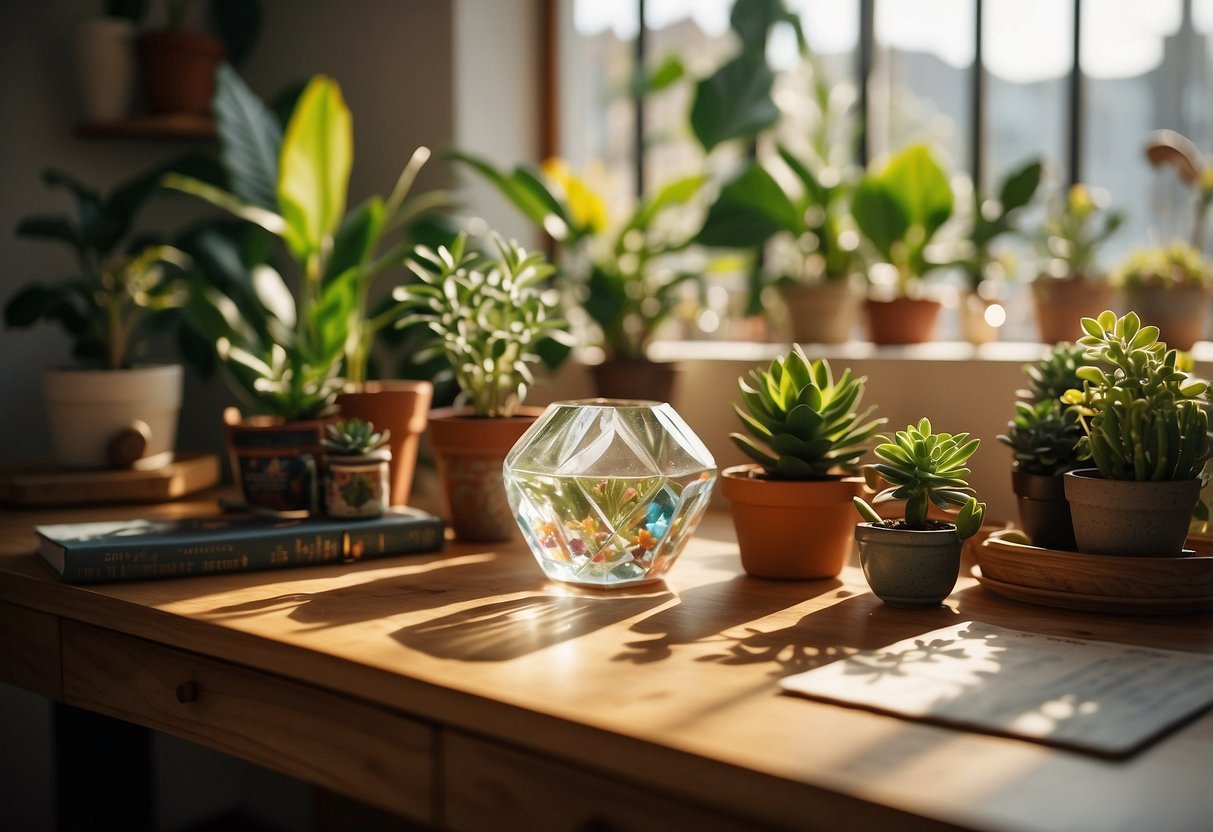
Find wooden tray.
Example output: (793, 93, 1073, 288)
(0, 452, 220, 506)
(971, 567, 1213, 615)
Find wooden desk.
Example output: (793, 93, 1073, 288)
(1, 495, 1211, 831)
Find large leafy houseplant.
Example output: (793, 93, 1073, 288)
(391, 233, 570, 542)
(720, 345, 884, 578)
(1061, 310, 1210, 556)
(5, 157, 213, 467)
(852, 419, 985, 607)
(850, 144, 954, 344)
(167, 66, 449, 421)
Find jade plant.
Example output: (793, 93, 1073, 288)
(391, 233, 570, 417)
(852, 418, 985, 540)
(1062, 310, 1210, 481)
(730, 345, 884, 479)
(322, 418, 390, 458)
(998, 342, 1091, 477)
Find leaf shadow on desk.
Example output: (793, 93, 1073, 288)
(392, 587, 672, 661)
(200, 553, 539, 628)
(617, 578, 966, 679)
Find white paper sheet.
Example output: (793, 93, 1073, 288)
(779, 621, 1213, 756)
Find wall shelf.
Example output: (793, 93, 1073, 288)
(76, 114, 215, 141)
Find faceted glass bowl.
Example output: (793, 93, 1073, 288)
(504, 399, 717, 587)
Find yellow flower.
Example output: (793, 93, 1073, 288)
(542, 158, 608, 235)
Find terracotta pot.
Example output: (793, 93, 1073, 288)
(44, 364, 182, 470)
(854, 522, 962, 608)
(1010, 468, 1075, 551)
(779, 279, 860, 344)
(1032, 278, 1116, 344)
(590, 359, 680, 404)
(1120, 284, 1211, 351)
(427, 406, 541, 542)
(336, 380, 433, 507)
(720, 465, 862, 579)
(958, 292, 1001, 345)
(136, 30, 224, 115)
(223, 408, 334, 515)
(1063, 469, 1201, 557)
(864, 297, 941, 345)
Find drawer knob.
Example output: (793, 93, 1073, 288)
(175, 681, 199, 704)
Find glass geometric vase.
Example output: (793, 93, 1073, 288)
(504, 399, 718, 588)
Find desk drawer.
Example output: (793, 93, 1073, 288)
(443, 731, 755, 832)
(0, 600, 60, 699)
(61, 621, 434, 823)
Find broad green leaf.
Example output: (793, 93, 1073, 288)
(997, 159, 1042, 213)
(323, 196, 385, 286)
(690, 54, 779, 151)
(278, 75, 353, 259)
(213, 63, 283, 211)
(628, 174, 704, 232)
(695, 163, 801, 247)
(851, 179, 909, 262)
(164, 174, 288, 237)
(881, 144, 953, 239)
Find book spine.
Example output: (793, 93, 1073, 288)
(60, 530, 345, 583)
(345, 517, 445, 561)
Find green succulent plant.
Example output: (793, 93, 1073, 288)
(852, 418, 985, 540)
(1113, 243, 1210, 290)
(323, 418, 390, 457)
(998, 342, 1093, 477)
(730, 345, 884, 480)
(1062, 310, 1210, 481)
(392, 233, 571, 418)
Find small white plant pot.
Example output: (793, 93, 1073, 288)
(74, 17, 137, 122)
(43, 365, 183, 469)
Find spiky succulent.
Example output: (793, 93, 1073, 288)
(999, 342, 1091, 476)
(853, 418, 985, 540)
(731, 345, 884, 480)
(323, 419, 390, 457)
(1063, 310, 1210, 481)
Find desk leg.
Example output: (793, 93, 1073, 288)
(54, 703, 152, 832)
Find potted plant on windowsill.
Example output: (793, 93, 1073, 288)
(720, 345, 884, 579)
(1031, 184, 1123, 344)
(168, 68, 447, 508)
(4, 157, 215, 470)
(851, 144, 954, 345)
(1113, 243, 1211, 352)
(392, 233, 571, 542)
(1061, 310, 1210, 557)
(949, 158, 1043, 345)
(450, 151, 702, 403)
(997, 342, 1091, 550)
(852, 419, 985, 607)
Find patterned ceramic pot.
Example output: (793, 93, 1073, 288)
(325, 452, 390, 519)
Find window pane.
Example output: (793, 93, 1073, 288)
(871, 0, 975, 173)
(984, 0, 1071, 188)
(1081, 0, 1189, 262)
(559, 0, 637, 208)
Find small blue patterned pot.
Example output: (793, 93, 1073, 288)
(854, 522, 962, 608)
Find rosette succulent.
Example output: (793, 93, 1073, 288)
(730, 345, 884, 479)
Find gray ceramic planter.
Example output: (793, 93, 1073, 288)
(854, 522, 962, 608)
(1063, 469, 1201, 557)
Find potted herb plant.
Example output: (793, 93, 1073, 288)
(997, 342, 1091, 550)
(852, 419, 985, 607)
(168, 68, 444, 508)
(851, 144, 954, 345)
(1113, 243, 1211, 351)
(450, 151, 702, 403)
(950, 158, 1043, 345)
(721, 346, 884, 578)
(1032, 184, 1123, 344)
(392, 233, 570, 542)
(1062, 310, 1210, 557)
(4, 159, 213, 469)
(322, 418, 390, 519)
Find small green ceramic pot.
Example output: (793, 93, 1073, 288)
(854, 522, 962, 608)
